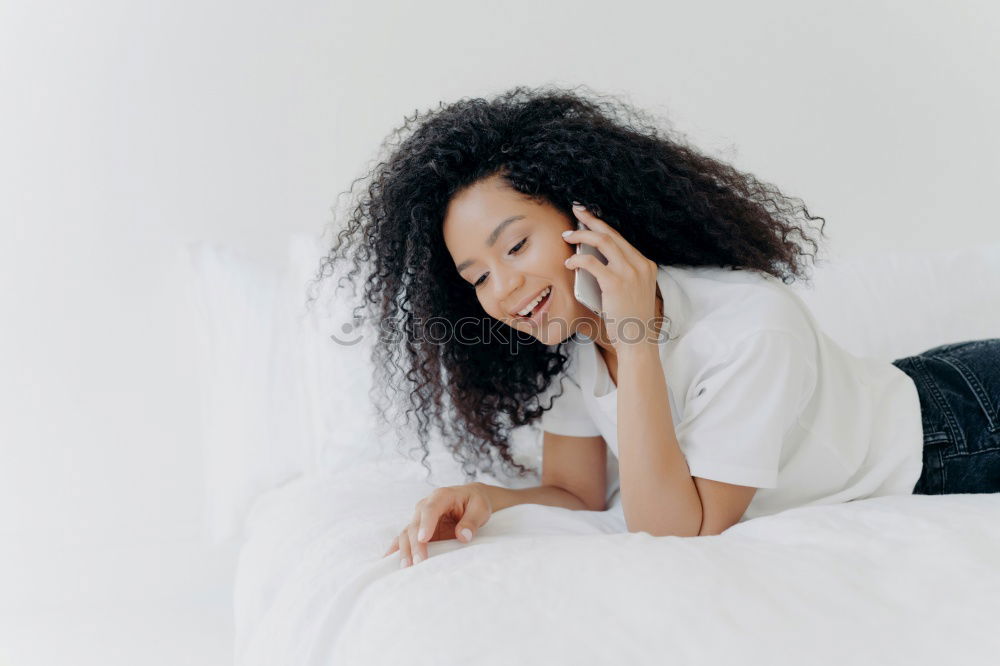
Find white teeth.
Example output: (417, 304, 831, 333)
(517, 286, 551, 317)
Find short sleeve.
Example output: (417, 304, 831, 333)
(539, 373, 602, 438)
(675, 330, 817, 488)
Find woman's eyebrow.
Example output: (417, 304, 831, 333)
(455, 215, 526, 273)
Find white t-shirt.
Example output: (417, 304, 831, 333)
(540, 264, 924, 522)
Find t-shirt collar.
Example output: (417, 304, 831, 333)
(572, 264, 688, 398)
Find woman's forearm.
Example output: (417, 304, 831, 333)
(616, 344, 703, 537)
(473, 482, 592, 512)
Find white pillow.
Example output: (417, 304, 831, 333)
(185, 243, 311, 545)
(788, 243, 1000, 361)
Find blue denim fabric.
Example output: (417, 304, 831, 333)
(891, 339, 1000, 495)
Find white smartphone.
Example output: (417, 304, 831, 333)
(572, 220, 607, 316)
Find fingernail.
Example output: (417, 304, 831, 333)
(564, 258, 571, 266)
(417, 528, 427, 541)
(572, 201, 581, 207)
(413, 553, 423, 564)
(561, 230, 572, 237)
(461, 528, 473, 541)
(400, 557, 409, 568)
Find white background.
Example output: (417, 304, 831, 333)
(1, 1, 997, 664)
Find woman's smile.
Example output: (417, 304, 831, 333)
(513, 284, 553, 327)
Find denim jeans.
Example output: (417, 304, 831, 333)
(891, 339, 1000, 495)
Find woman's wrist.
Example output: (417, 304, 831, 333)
(614, 339, 663, 365)
(471, 482, 593, 512)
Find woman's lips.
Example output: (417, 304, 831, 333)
(521, 288, 552, 324)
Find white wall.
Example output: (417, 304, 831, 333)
(1, 0, 997, 661)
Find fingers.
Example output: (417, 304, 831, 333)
(564, 252, 613, 287)
(412, 502, 441, 564)
(571, 203, 624, 242)
(386, 486, 487, 569)
(455, 490, 488, 542)
(382, 535, 399, 558)
(566, 205, 658, 283)
(406, 521, 423, 566)
(394, 527, 412, 568)
(416, 500, 439, 545)
(387, 505, 423, 569)
(562, 227, 627, 268)
(392, 491, 448, 569)
(570, 203, 647, 265)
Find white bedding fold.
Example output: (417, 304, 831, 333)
(235, 461, 1000, 666)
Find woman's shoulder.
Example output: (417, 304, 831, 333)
(665, 265, 818, 355)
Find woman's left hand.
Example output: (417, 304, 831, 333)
(562, 203, 663, 355)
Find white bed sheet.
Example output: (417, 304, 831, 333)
(234, 459, 1000, 666)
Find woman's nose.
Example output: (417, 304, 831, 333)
(492, 267, 523, 305)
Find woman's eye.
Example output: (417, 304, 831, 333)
(472, 237, 527, 288)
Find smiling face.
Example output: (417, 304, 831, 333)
(442, 174, 598, 346)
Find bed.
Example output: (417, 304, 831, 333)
(185, 235, 1000, 665)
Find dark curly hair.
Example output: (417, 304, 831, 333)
(308, 84, 828, 483)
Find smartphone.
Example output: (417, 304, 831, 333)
(573, 220, 607, 316)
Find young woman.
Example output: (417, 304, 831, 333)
(311, 86, 1000, 569)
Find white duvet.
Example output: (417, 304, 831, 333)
(234, 458, 1000, 666)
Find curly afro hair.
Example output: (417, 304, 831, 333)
(309, 84, 828, 483)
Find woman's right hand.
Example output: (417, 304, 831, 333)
(382, 482, 493, 568)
